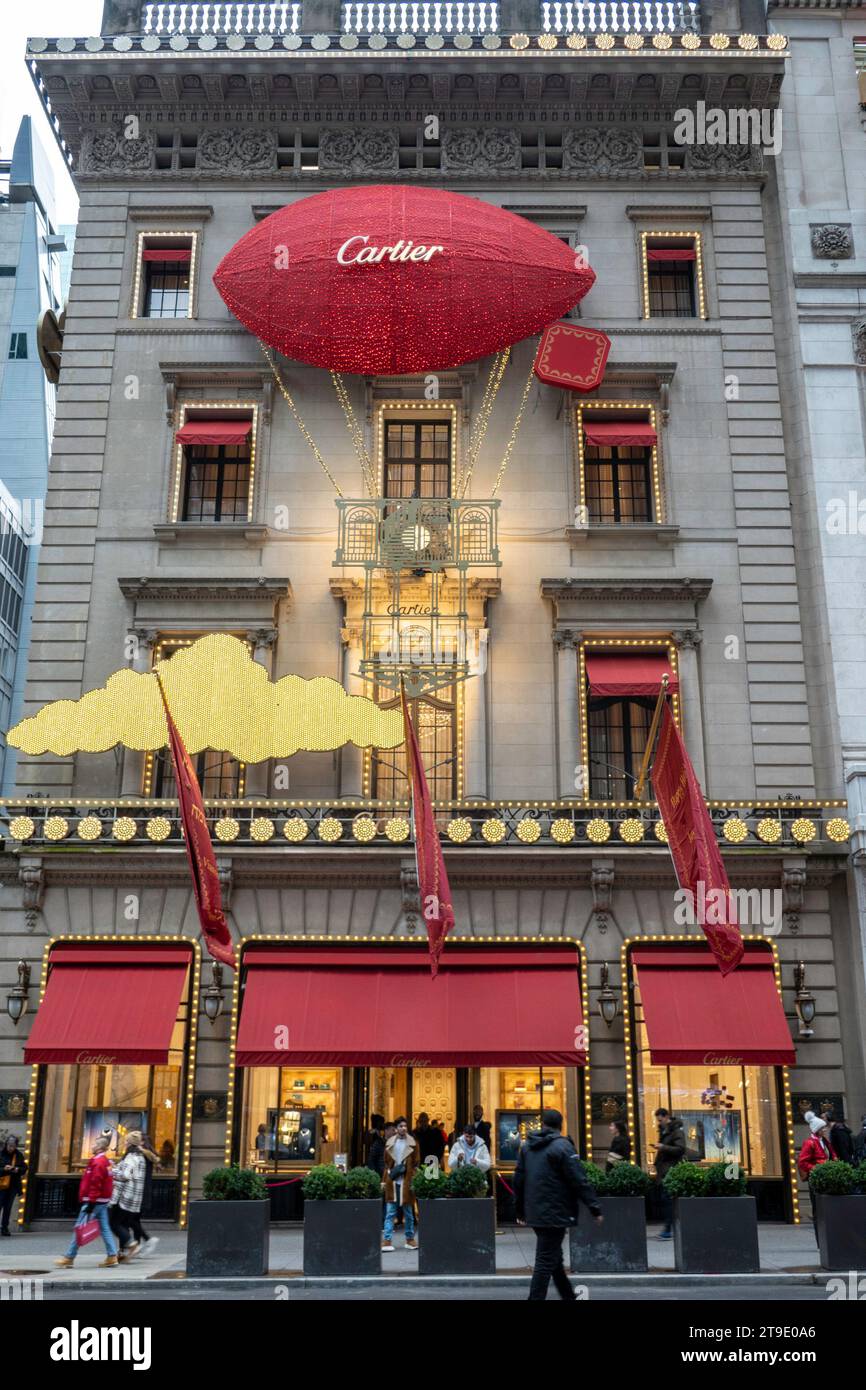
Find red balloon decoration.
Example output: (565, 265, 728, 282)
(213, 186, 596, 375)
(533, 321, 612, 393)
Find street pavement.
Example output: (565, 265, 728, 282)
(0, 1221, 846, 1300)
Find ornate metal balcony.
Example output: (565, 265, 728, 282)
(541, 1, 699, 33)
(334, 498, 500, 572)
(342, 2, 499, 33)
(141, 3, 302, 34)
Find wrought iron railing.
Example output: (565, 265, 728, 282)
(541, 1, 699, 32)
(342, 2, 499, 33)
(1, 799, 851, 852)
(334, 497, 500, 570)
(141, 2, 302, 34)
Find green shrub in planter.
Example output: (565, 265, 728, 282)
(604, 1162, 653, 1198)
(704, 1162, 748, 1197)
(809, 1160, 856, 1196)
(445, 1164, 489, 1198)
(412, 1169, 450, 1199)
(344, 1166, 383, 1199)
(581, 1161, 610, 1195)
(663, 1162, 708, 1198)
(302, 1164, 348, 1200)
(852, 1160, 866, 1194)
(202, 1165, 268, 1201)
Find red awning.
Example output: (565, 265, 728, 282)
(586, 652, 679, 698)
(633, 947, 795, 1065)
(236, 944, 586, 1066)
(583, 420, 657, 448)
(142, 247, 192, 263)
(646, 248, 697, 262)
(176, 418, 253, 447)
(24, 945, 192, 1066)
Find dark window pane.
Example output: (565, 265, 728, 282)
(143, 258, 192, 318)
(585, 447, 652, 525)
(588, 697, 654, 799)
(181, 444, 250, 523)
(647, 259, 696, 317)
(383, 419, 452, 498)
(373, 688, 457, 803)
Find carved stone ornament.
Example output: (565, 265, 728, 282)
(853, 319, 866, 366)
(400, 863, 420, 934)
(782, 864, 806, 935)
(197, 128, 278, 174)
(562, 128, 642, 176)
(810, 224, 854, 260)
(19, 858, 44, 933)
(319, 128, 399, 175)
(79, 129, 155, 173)
(591, 859, 615, 933)
(441, 127, 521, 174)
(689, 143, 755, 173)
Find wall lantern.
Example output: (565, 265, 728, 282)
(793, 960, 816, 1038)
(6, 961, 31, 1025)
(597, 961, 619, 1028)
(201, 962, 226, 1025)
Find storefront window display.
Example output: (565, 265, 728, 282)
(241, 1068, 343, 1169)
(479, 1068, 568, 1165)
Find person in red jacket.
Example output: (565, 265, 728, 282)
(54, 1135, 119, 1267)
(798, 1115, 837, 1245)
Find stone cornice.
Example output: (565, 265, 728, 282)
(626, 203, 714, 221)
(127, 204, 214, 221)
(540, 576, 713, 603)
(118, 576, 291, 602)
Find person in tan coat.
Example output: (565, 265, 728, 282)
(382, 1117, 420, 1251)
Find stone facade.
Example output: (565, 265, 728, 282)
(2, 0, 863, 1215)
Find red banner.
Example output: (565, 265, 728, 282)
(155, 676, 236, 970)
(400, 683, 455, 977)
(652, 704, 743, 975)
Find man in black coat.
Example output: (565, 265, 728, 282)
(514, 1108, 602, 1301)
(652, 1108, 686, 1239)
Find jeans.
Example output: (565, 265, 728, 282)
(0, 1187, 18, 1232)
(383, 1200, 415, 1241)
(529, 1227, 575, 1301)
(65, 1202, 118, 1259)
(658, 1182, 673, 1233)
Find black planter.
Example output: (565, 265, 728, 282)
(186, 1200, 270, 1277)
(673, 1196, 760, 1273)
(303, 1199, 381, 1276)
(417, 1197, 496, 1275)
(816, 1194, 866, 1270)
(569, 1195, 648, 1273)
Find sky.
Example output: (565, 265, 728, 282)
(0, 1, 103, 224)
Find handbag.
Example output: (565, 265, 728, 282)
(0, 1174, 10, 1190)
(75, 1215, 101, 1248)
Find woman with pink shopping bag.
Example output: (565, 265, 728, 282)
(54, 1135, 119, 1267)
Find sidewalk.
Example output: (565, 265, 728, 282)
(0, 1222, 824, 1288)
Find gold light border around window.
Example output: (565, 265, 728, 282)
(574, 400, 665, 526)
(640, 229, 708, 321)
(130, 229, 199, 321)
(363, 676, 465, 803)
(620, 935, 799, 1224)
(224, 935, 593, 1167)
(577, 636, 681, 804)
(19, 934, 201, 1230)
(169, 399, 259, 524)
(374, 399, 460, 497)
(141, 634, 249, 797)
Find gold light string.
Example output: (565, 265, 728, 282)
(260, 343, 344, 498)
(490, 358, 538, 498)
(458, 348, 510, 498)
(330, 371, 376, 497)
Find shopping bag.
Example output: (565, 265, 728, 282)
(74, 1218, 100, 1248)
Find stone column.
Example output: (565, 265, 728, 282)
(463, 628, 488, 800)
(553, 629, 580, 800)
(245, 629, 277, 798)
(672, 629, 707, 788)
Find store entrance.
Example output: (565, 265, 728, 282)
(353, 1067, 467, 1165)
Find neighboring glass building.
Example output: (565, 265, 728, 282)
(0, 117, 72, 790)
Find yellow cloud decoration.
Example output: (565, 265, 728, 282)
(7, 633, 403, 760)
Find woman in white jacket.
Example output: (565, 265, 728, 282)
(447, 1124, 492, 1172)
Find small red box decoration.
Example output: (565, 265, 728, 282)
(533, 321, 612, 392)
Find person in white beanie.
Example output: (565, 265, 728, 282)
(798, 1114, 837, 1243)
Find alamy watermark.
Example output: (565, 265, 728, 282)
(673, 100, 782, 158)
(674, 884, 782, 933)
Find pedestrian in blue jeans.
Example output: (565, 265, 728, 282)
(381, 1118, 420, 1251)
(55, 1136, 119, 1267)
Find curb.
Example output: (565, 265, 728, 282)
(41, 1271, 826, 1293)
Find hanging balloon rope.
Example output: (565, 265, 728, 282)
(330, 371, 376, 498)
(260, 343, 345, 498)
(457, 348, 510, 499)
(490, 356, 538, 499)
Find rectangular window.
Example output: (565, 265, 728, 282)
(641, 233, 706, 319)
(8, 333, 27, 360)
(142, 636, 248, 797)
(133, 234, 196, 320)
(241, 1068, 344, 1171)
(0, 267, 16, 278)
(576, 405, 662, 525)
(579, 643, 680, 801)
(372, 686, 458, 803)
(181, 444, 251, 524)
(384, 420, 452, 499)
(588, 697, 654, 800)
(585, 447, 652, 524)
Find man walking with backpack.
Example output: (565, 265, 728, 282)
(514, 1109, 602, 1301)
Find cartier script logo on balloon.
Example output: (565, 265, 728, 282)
(336, 236, 445, 265)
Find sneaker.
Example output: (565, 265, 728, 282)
(381, 1241, 395, 1251)
(405, 1238, 418, 1249)
(141, 1237, 159, 1256)
(54, 1256, 75, 1267)
(98, 1255, 119, 1267)
(658, 1230, 673, 1240)
(125, 1241, 141, 1259)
